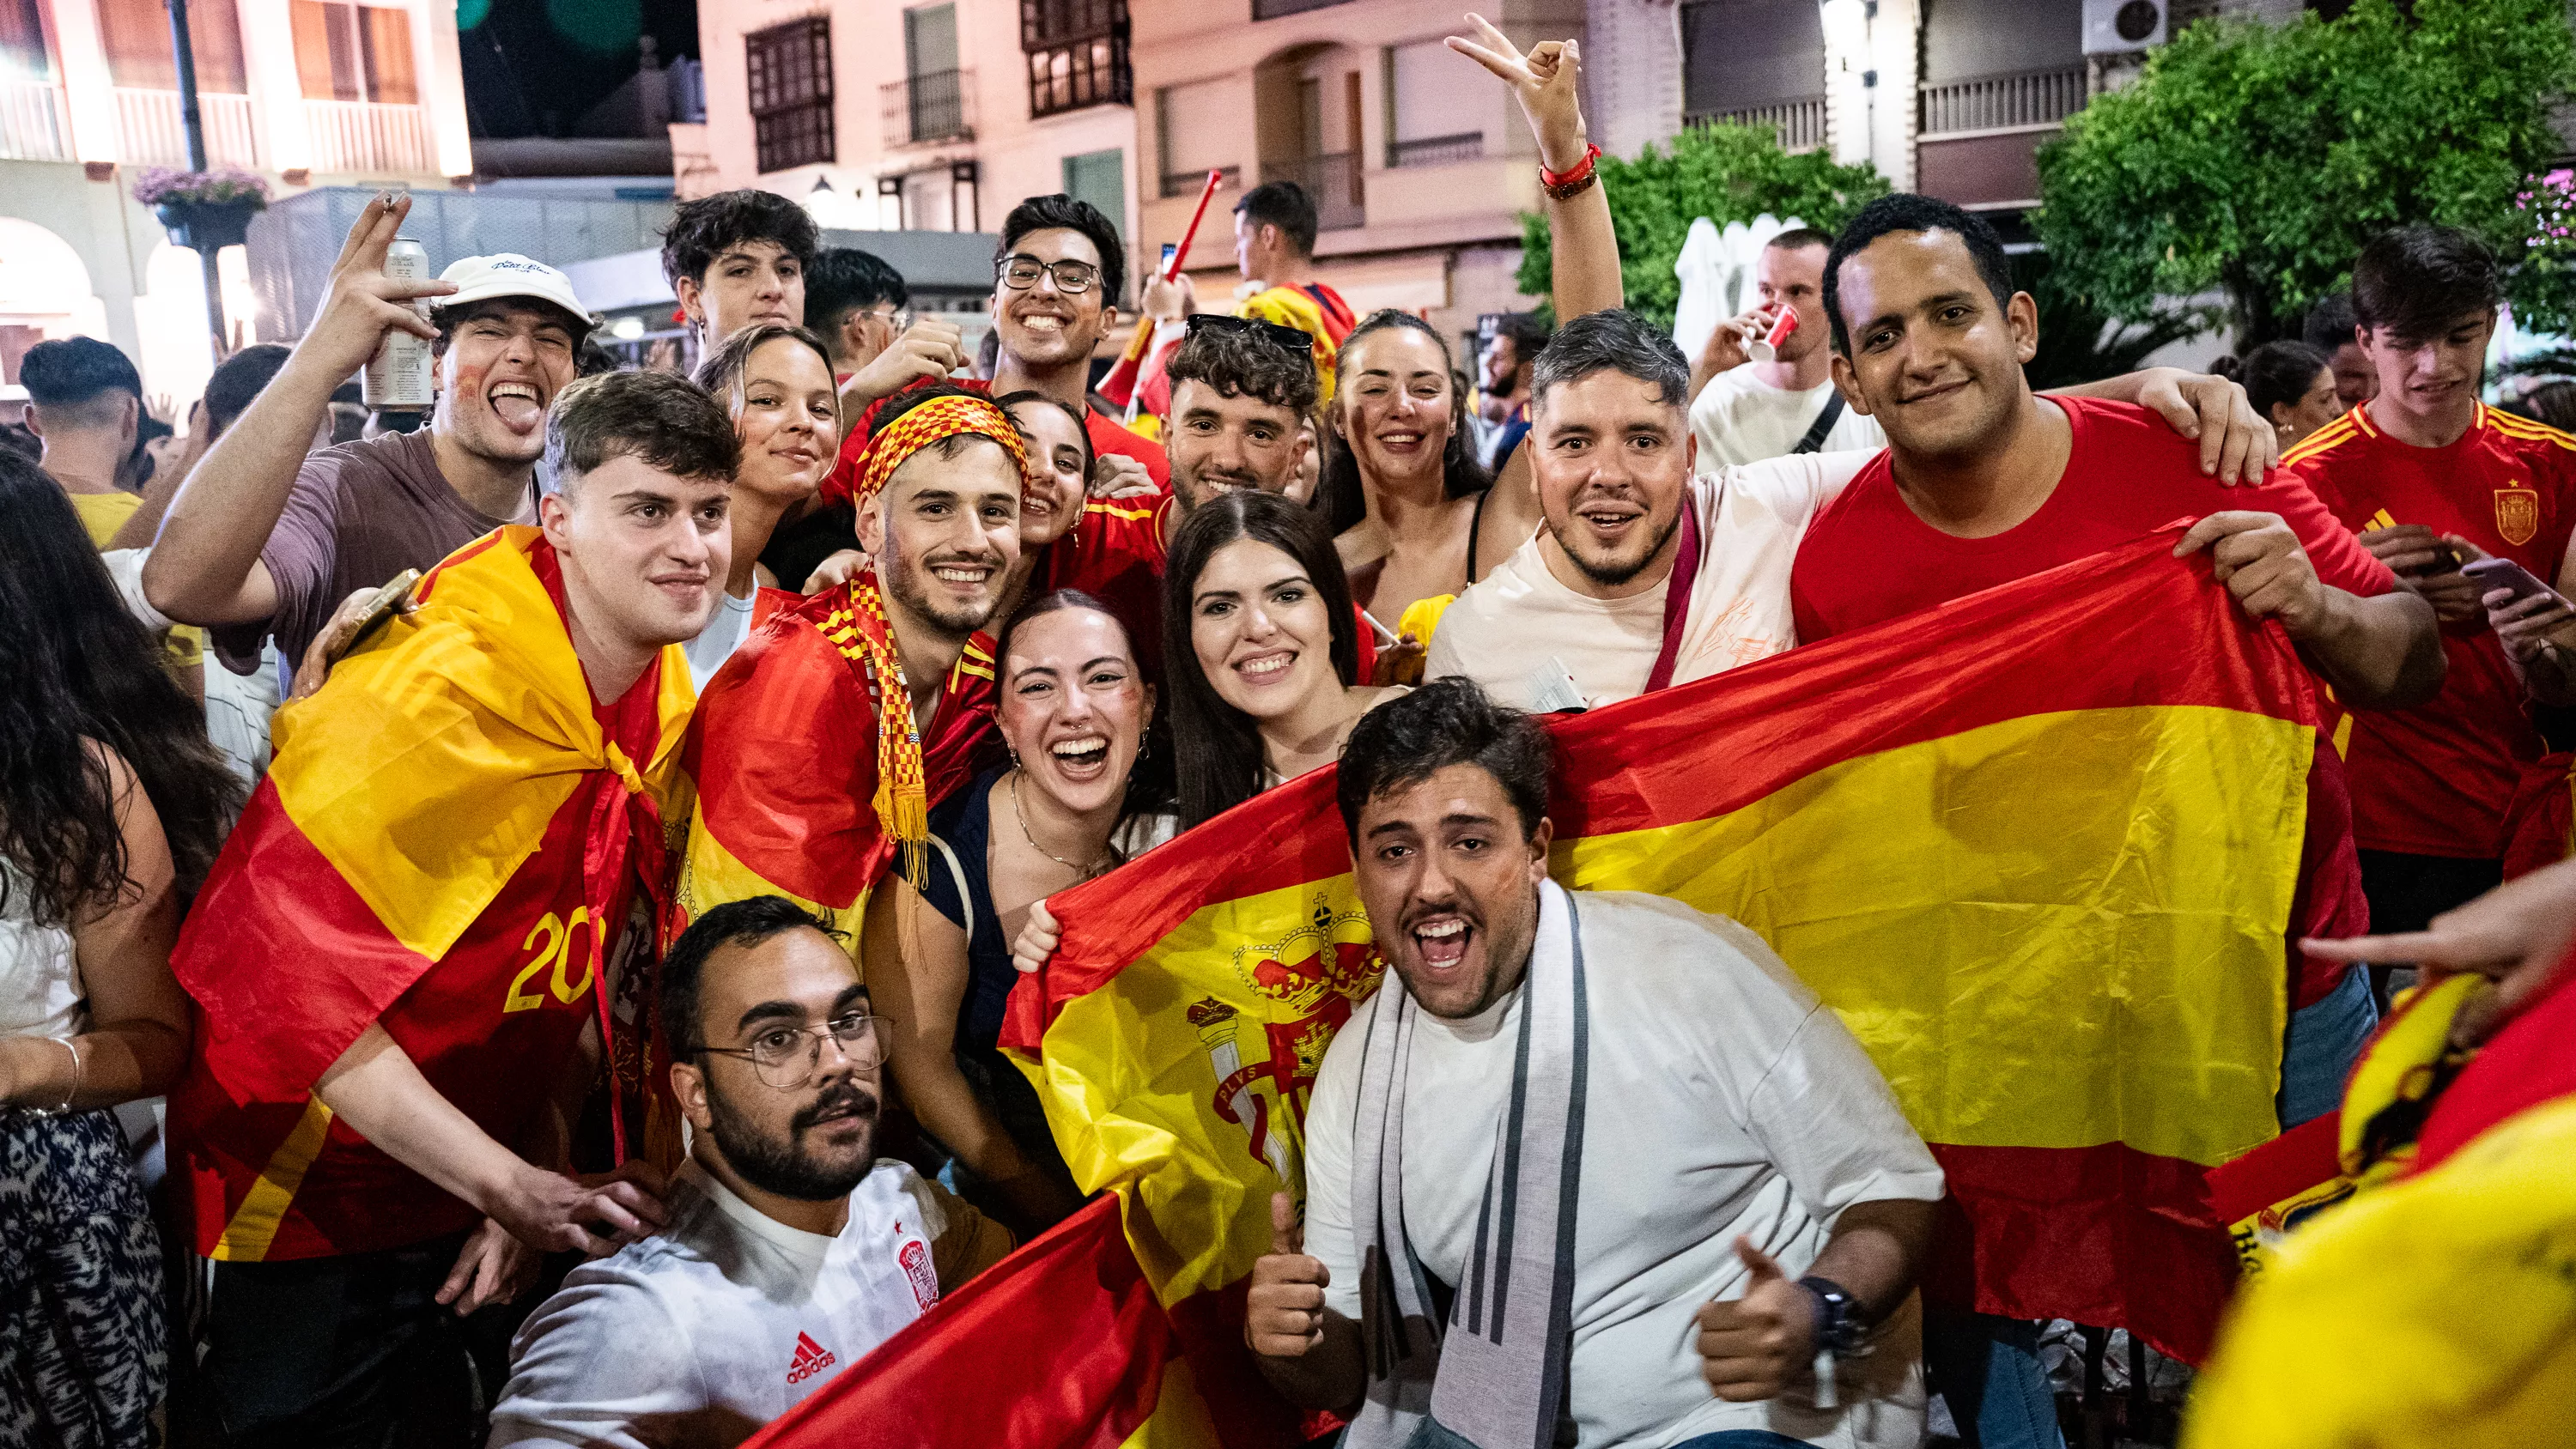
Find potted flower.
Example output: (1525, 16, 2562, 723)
(133, 167, 273, 253)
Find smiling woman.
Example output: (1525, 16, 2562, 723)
(1165, 491, 1408, 828)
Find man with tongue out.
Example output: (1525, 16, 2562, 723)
(146, 193, 592, 677)
(1249, 679, 1945, 1449)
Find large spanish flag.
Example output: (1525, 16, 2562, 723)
(169, 527, 695, 1260)
(757, 530, 2317, 1446)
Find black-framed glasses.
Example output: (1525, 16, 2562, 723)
(685, 1012, 891, 1089)
(1187, 312, 1315, 361)
(997, 254, 1101, 294)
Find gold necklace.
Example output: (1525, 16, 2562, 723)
(1009, 769, 1112, 878)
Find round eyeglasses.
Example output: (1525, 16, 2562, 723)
(686, 1013, 890, 1090)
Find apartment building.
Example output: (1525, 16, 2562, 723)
(1588, 0, 2310, 223)
(683, 0, 1141, 296)
(0, 0, 471, 395)
(1131, 0, 1583, 334)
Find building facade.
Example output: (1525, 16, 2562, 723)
(684, 0, 1141, 298)
(0, 0, 470, 399)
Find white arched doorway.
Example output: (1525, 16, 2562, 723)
(133, 241, 258, 419)
(0, 217, 110, 386)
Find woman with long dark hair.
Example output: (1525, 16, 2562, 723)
(865, 590, 1168, 1235)
(0, 451, 240, 1446)
(1164, 491, 1409, 828)
(1321, 310, 1534, 622)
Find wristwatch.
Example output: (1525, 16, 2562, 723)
(1800, 1276, 1870, 1361)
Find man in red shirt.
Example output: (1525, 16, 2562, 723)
(2281, 225, 2576, 958)
(984, 194, 1171, 493)
(1788, 193, 2440, 1449)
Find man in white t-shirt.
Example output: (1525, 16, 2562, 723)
(1689, 227, 1887, 469)
(1422, 311, 2278, 711)
(488, 897, 1012, 1449)
(1248, 681, 1946, 1449)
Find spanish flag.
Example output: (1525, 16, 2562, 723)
(169, 527, 695, 1262)
(756, 530, 2318, 1445)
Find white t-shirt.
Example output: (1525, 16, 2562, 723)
(0, 857, 83, 1042)
(1423, 450, 1874, 708)
(1304, 883, 1945, 1449)
(488, 1159, 1007, 1449)
(684, 588, 759, 693)
(1690, 367, 1886, 470)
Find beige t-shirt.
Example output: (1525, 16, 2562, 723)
(1690, 367, 1886, 470)
(1424, 450, 1874, 709)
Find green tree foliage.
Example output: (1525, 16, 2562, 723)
(1516, 122, 1889, 331)
(2032, 0, 2576, 349)
(2014, 254, 2202, 391)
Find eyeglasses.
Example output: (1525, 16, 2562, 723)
(686, 1013, 891, 1090)
(997, 254, 1101, 294)
(860, 304, 914, 331)
(1186, 312, 1316, 361)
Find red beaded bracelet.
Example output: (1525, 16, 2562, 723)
(1540, 142, 1602, 199)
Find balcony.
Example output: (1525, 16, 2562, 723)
(1919, 67, 2087, 137)
(0, 76, 70, 161)
(114, 88, 260, 168)
(883, 70, 974, 149)
(1160, 163, 1239, 199)
(1701, 96, 1826, 154)
(304, 99, 430, 174)
(1917, 67, 2088, 210)
(1260, 151, 1362, 231)
(1388, 131, 1483, 169)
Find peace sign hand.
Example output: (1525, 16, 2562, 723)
(1445, 14, 1590, 174)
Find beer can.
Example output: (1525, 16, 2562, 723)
(363, 236, 434, 409)
(1747, 306, 1800, 364)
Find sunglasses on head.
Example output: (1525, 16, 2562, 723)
(1185, 312, 1315, 361)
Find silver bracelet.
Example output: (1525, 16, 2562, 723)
(23, 1036, 80, 1117)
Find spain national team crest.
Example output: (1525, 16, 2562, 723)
(2497, 486, 2541, 546)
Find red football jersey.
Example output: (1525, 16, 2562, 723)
(173, 669, 665, 1261)
(1791, 395, 2402, 1008)
(2281, 400, 2576, 858)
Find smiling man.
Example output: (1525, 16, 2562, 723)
(147, 197, 592, 675)
(489, 897, 1011, 1449)
(2281, 226, 2576, 956)
(170, 369, 737, 1445)
(1250, 679, 1944, 1449)
(983, 194, 1170, 489)
(679, 388, 1028, 947)
(1788, 191, 2440, 1449)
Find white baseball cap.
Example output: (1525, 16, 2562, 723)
(432, 253, 590, 329)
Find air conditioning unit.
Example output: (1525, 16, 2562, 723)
(2083, 0, 2166, 55)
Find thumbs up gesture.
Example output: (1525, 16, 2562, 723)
(1693, 1236, 1817, 1402)
(1245, 1190, 1332, 1360)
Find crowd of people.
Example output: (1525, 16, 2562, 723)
(4, 15, 2572, 1449)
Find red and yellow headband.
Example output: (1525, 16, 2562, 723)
(836, 391, 1031, 511)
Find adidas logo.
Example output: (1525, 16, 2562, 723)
(787, 1331, 837, 1385)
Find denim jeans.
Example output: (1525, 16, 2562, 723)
(2279, 964, 2380, 1129)
(1924, 1309, 2066, 1449)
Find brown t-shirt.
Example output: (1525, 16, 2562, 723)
(212, 428, 532, 673)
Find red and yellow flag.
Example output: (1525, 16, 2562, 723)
(169, 527, 695, 1260)
(759, 531, 2322, 1445)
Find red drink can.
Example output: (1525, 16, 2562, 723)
(1747, 306, 1799, 362)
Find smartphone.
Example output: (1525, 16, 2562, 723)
(2462, 556, 2569, 611)
(345, 567, 422, 651)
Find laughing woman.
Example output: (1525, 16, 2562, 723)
(862, 591, 1169, 1235)
(992, 390, 1094, 620)
(1166, 490, 1408, 828)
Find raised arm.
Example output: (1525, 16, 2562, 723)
(862, 876, 1084, 1230)
(1449, 16, 1619, 323)
(143, 192, 449, 626)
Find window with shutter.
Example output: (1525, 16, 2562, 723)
(747, 15, 834, 173)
